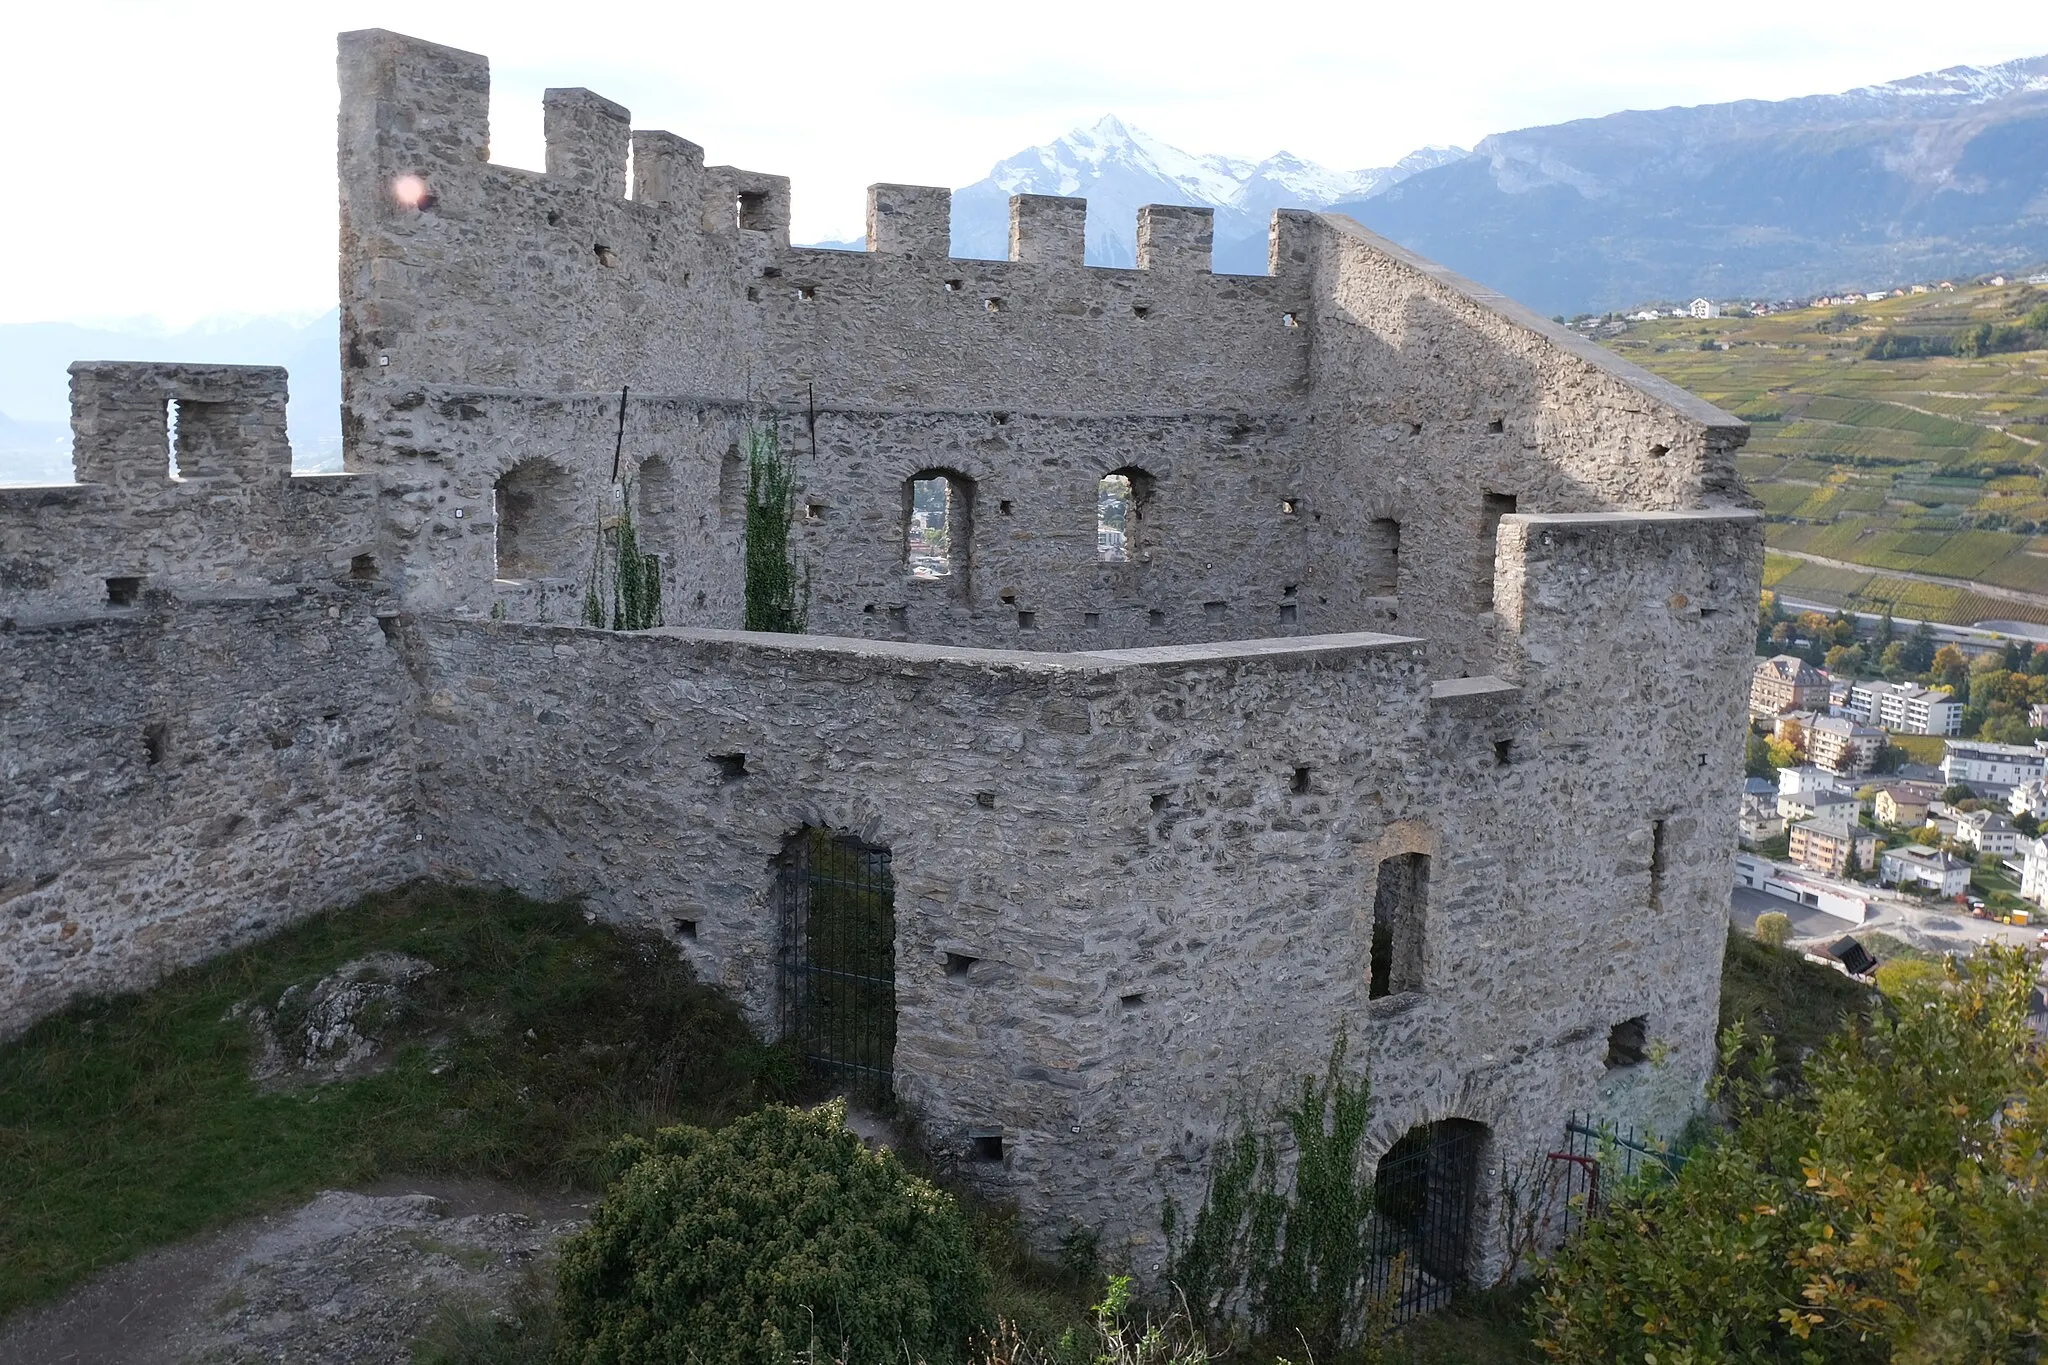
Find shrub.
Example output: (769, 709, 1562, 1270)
(1750, 910, 1793, 948)
(1535, 947, 2048, 1362)
(553, 1101, 989, 1365)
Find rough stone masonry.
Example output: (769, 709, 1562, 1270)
(0, 26, 1762, 1281)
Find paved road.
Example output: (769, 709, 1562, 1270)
(1730, 860, 2047, 960)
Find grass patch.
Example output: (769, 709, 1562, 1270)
(0, 884, 794, 1318)
(1886, 732, 1948, 766)
(1717, 930, 1871, 1081)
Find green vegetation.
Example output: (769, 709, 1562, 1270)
(554, 1101, 990, 1365)
(1535, 946, 2048, 1362)
(1716, 930, 1870, 1082)
(1606, 282, 2048, 625)
(742, 425, 808, 633)
(0, 886, 790, 1318)
(582, 471, 664, 632)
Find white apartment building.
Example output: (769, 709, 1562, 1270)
(2024, 838, 2048, 907)
(1806, 714, 1884, 776)
(1956, 808, 2021, 857)
(1690, 298, 1721, 318)
(1881, 843, 1972, 897)
(1941, 740, 2048, 792)
(1844, 680, 1962, 736)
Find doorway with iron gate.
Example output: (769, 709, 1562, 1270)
(1368, 1118, 1488, 1322)
(777, 826, 897, 1105)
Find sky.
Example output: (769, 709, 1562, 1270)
(6, 0, 2048, 328)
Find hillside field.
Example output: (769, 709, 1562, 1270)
(1599, 281, 2048, 626)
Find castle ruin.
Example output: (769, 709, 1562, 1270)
(0, 29, 1761, 1292)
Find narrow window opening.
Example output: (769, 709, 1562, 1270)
(975, 791, 996, 809)
(1699, 605, 1722, 619)
(887, 604, 908, 631)
(1649, 443, 1670, 459)
(1476, 492, 1516, 611)
(593, 243, 619, 267)
(985, 297, 1004, 315)
(1494, 738, 1513, 766)
(1365, 517, 1400, 596)
(999, 589, 1017, 605)
(1016, 610, 1037, 630)
(1119, 992, 1146, 1009)
(1649, 818, 1668, 910)
(991, 412, 1011, 426)
(1147, 608, 1165, 628)
(1605, 1016, 1649, 1069)
(1487, 417, 1504, 434)
(718, 445, 745, 521)
(796, 284, 817, 301)
(945, 952, 979, 979)
(1282, 310, 1301, 328)
(1083, 611, 1101, 629)
(1132, 304, 1150, 318)
(998, 499, 1013, 516)
(804, 502, 825, 521)
(1279, 603, 1298, 625)
(105, 576, 143, 606)
(745, 286, 760, 302)
(943, 278, 963, 293)
(349, 553, 377, 581)
(1097, 468, 1154, 563)
(1283, 583, 1298, 598)
(1149, 792, 1168, 812)
(969, 1131, 1005, 1162)
(736, 190, 772, 231)
(905, 471, 972, 580)
(1281, 498, 1299, 516)
(1409, 421, 1422, 436)
(674, 918, 699, 940)
(711, 752, 748, 780)
(1203, 600, 1227, 624)
(1291, 766, 1312, 795)
(1369, 851, 1429, 1000)
(142, 721, 168, 766)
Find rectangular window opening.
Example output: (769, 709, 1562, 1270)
(1649, 818, 1668, 910)
(1119, 991, 1146, 1009)
(711, 752, 748, 781)
(1147, 608, 1165, 629)
(1366, 518, 1400, 596)
(674, 917, 699, 941)
(143, 721, 168, 766)
(1494, 738, 1513, 766)
(1279, 603, 1298, 626)
(945, 952, 979, 979)
(1203, 600, 1227, 624)
(106, 575, 143, 606)
(349, 553, 377, 581)
(1369, 851, 1429, 1000)
(1291, 765, 1312, 795)
(975, 791, 996, 809)
(1083, 611, 1101, 629)
(1017, 609, 1037, 630)
(969, 1131, 1005, 1162)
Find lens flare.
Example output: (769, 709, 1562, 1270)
(392, 174, 429, 209)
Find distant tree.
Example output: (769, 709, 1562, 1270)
(1876, 609, 1896, 646)
(1767, 736, 1804, 770)
(1902, 622, 1938, 674)
(1752, 911, 1794, 948)
(1825, 644, 1866, 676)
(1878, 641, 1908, 679)
(1746, 733, 1777, 779)
(1842, 840, 1863, 880)
(1940, 784, 1976, 805)
(1829, 612, 1859, 647)
(1932, 644, 1970, 691)
(2016, 811, 2040, 839)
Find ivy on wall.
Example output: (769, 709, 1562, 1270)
(743, 425, 808, 634)
(583, 473, 664, 632)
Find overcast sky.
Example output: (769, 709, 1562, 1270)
(7, 0, 2047, 327)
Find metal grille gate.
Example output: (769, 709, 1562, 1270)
(1367, 1120, 1484, 1323)
(778, 827, 896, 1103)
(1548, 1113, 1686, 1242)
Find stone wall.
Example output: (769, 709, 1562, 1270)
(0, 364, 419, 1037)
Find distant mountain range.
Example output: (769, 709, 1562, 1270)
(1345, 53, 2048, 316)
(7, 52, 2048, 484)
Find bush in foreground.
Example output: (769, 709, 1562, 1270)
(554, 1101, 989, 1365)
(1535, 945, 2048, 1362)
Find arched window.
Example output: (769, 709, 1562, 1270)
(492, 459, 579, 581)
(1097, 467, 1155, 563)
(1369, 851, 1428, 1000)
(904, 470, 973, 582)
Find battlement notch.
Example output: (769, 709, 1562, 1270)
(867, 184, 952, 259)
(1137, 204, 1214, 275)
(1009, 194, 1086, 265)
(544, 87, 631, 195)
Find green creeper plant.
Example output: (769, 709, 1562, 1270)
(742, 425, 808, 633)
(581, 473, 663, 632)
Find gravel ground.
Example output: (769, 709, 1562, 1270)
(0, 1180, 587, 1365)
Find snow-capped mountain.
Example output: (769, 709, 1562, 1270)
(946, 117, 1466, 273)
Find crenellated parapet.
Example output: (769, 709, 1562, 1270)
(0, 363, 380, 621)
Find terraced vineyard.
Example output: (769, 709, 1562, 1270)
(1600, 280, 2048, 626)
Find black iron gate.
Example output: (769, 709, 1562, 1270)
(1368, 1119, 1485, 1323)
(778, 827, 896, 1103)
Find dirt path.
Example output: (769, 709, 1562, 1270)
(1769, 546, 2048, 614)
(0, 1180, 588, 1365)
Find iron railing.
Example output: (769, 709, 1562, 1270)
(1547, 1113, 1687, 1241)
(1367, 1119, 1485, 1324)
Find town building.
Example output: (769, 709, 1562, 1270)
(1955, 808, 2021, 857)
(1880, 844, 1972, 897)
(1788, 817, 1880, 876)
(1804, 714, 1884, 776)
(2010, 778, 2048, 820)
(1844, 679, 1962, 736)
(1941, 740, 2048, 793)
(2023, 839, 2048, 907)
(1874, 782, 1940, 828)
(1689, 298, 1721, 319)
(1740, 777, 1784, 844)
(1750, 655, 1829, 717)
